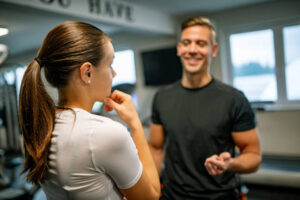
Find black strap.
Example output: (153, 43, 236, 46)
(34, 57, 43, 67)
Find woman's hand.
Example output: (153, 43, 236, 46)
(104, 90, 140, 127)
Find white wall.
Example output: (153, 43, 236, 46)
(206, 0, 300, 157)
(110, 0, 300, 157)
(2, 0, 300, 157)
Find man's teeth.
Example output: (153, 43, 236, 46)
(187, 58, 201, 61)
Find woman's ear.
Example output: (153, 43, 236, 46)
(79, 62, 93, 84)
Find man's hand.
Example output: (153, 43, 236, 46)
(204, 152, 231, 175)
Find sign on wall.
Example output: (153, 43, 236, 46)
(0, 0, 175, 35)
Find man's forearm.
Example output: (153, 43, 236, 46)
(229, 152, 262, 173)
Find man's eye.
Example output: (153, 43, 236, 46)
(181, 40, 190, 46)
(197, 41, 208, 47)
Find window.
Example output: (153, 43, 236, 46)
(283, 24, 300, 101)
(112, 49, 136, 86)
(227, 21, 300, 109)
(92, 49, 137, 114)
(230, 30, 276, 102)
(11, 50, 137, 114)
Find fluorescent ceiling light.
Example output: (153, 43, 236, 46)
(0, 28, 9, 37)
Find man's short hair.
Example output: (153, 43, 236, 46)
(181, 17, 216, 44)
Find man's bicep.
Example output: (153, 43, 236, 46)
(232, 128, 261, 154)
(149, 123, 165, 149)
(231, 128, 262, 172)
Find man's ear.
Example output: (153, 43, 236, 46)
(212, 43, 219, 58)
(176, 42, 182, 57)
(79, 62, 93, 84)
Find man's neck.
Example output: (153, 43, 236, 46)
(181, 72, 212, 89)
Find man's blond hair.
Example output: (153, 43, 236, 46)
(181, 17, 216, 44)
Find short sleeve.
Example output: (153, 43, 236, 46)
(231, 91, 257, 132)
(151, 91, 162, 124)
(91, 124, 143, 189)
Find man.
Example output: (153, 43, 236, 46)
(149, 17, 261, 200)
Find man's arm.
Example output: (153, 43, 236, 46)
(205, 128, 261, 175)
(229, 128, 262, 173)
(149, 123, 165, 174)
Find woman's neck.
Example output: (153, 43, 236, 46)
(58, 89, 93, 112)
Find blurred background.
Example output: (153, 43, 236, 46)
(0, 0, 299, 199)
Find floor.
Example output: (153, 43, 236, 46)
(247, 183, 300, 200)
(1, 154, 300, 199)
(2, 182, 300, 200)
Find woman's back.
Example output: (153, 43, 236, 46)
(41, 108, 142, 200)
(19, 21, 160, 200)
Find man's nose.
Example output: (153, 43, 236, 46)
(188, 42, 197, 52)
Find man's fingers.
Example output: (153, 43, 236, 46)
(205, 162, 217, 175)
(205, 160, 226, 175)
(220, 152, 231, 161)
(206, 157, 226, 170)
(206, 155, 219, 161)
(205, 153, 231, 176)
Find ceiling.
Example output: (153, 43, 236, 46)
(0, 2, 121, 60)
(0, 0, 275, 62)
(125, 0, 274, 16)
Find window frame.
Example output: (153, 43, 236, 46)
(223, 17, 300, 110)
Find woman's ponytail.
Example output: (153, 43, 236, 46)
(19, 60, 55, 184)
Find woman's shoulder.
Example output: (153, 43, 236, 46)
(89, 115, 132, 154)
(86, 112, 130, 143)
(89, 113, 127, 132)
(57, 108, 129, 136)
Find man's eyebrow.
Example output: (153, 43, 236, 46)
(197, 39, 208, 42)
(180, 39, 190, 42)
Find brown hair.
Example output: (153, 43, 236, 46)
(19, 21, 109, 184)
(181, 16, 216, 44)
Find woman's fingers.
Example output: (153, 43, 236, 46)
(110, 90, 130, 103)
(103, 90, 139, 127)
(104, 97, 119, 110)
(104, 104, 113, 112)
(104, 90, 129, 111)
(104, 98, 117, 112)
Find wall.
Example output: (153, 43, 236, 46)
(206, 0, 300, 157)
(256, 110, 300, 156)
(111, 0, 300, 156)
(110, 31, 177, 122)
(1, 0, 299, 157)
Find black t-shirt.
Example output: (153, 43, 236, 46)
(151, 79, 256, 199)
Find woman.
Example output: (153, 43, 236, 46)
(19, 21, 160, 200)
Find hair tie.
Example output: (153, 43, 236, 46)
(34, 57, 43, 67)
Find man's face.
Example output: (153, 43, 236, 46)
(177, 25, 218, 75)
